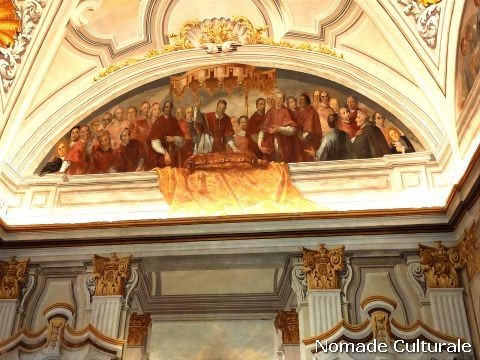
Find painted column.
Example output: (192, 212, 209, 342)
(307, 289, 342, 336)
(0, 257, 30, 341)
(0, 300, 18, 340)
(88, 253, 132, 339)
(419, 242, 471, 341)
(293, 245, 345, 360)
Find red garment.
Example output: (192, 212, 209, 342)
(296, 105, 323, 159)
(116, 139, 146, 172)
(134, 116, 151, 143)
(146, 115, 184, 169)
(246, 112, 265, 137)
(233, 134, 253, 154)
(348, 109, 358, 123)
(66, 139, 88, 175)
(261, 106, 302, 163)
(177, 119, 194, 166)
(338, 120, 360, 139)
(199, 112, 235, 153)
(88, 146, 119, 174)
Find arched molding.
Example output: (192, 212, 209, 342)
(8, 46, 443, 176)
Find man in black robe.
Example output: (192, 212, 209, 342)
(352, 111, 390, 159)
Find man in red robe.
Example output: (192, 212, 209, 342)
(296, 93, 323, 161)
(338, 107, 360, 139)
(116, 128, 146, 172)
(65, 125, 90, 175)
(88, 131, 120, 173)
(246, 98, 266, 158)
(346, 95, 360, 123)
(146, 101, 184, 169)
(259, 92, 300, 163)
(195, 99, 240, 154)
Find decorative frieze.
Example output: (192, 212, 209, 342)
(92, 253, 132, 297)
(419, 242, 463, 288)
(275, 310, 300, 345)
(0, 257, 30, 299)
(302, 245, 345, 290)
(127, 312, 151, 346)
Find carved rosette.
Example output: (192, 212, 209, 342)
(419, 242, 464, 288)
(0, 0, 46, 91)
(0, 257, 30, 299)
(127, 312, 151, 346)
(459, 222, 480, 281)
(275, 310, 300, 345)
(302, 245, 345, 290)
(92, 253, 132, 296)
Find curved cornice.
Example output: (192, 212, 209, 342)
(10, 47, 441, 176)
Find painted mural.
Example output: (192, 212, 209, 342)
(35, 64, 422, 216)
(37, 64, 421, 177)
(458, 0, 480, 109)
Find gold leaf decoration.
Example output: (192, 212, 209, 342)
(0, 0, 21, 48)
(94, 16, 343, 81)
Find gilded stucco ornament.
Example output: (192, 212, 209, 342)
(302, 244, 345, 290)
(0, 0, 46, 91)
(0, 257, 30, 299)
(398, 0, 442, 48)
(92, 253, 132, 296)
(275, 310, 300, 344)
(419, 242, 464, 288)
(94, 16, 342, 81)
(127, 312, 151, 346)
(0, 0, 21, 48)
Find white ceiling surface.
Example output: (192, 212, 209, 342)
(0, 0, 479, 227)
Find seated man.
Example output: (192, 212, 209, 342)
(194, 99, 240, 154)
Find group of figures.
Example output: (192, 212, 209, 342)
(459, 0, 480, 108)
(40, 89, 415, 176)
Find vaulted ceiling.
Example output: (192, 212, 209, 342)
(0, 0, 479, 240)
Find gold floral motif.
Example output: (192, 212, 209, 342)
(0, 0, 21, 48)
(419, 242, 464, 288)
(94, 16, 343, 81)
(0, 257, 30, 299)
(371, 310, 390, 343)
(127, 312, 151, 346)
(92, 253, 131, 296)
(303, 244, 345, 290)
(275, 310, 300, 344)
(458, 222, 480, 281)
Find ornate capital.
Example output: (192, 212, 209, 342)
(275, 310, 299, 345)
(127, 312, 151, 346)
(419, 242, 464, 288)
(92, 253, 132, 296)
(302, 245, 345, 290)
(0, 257, 30, 299)
(459, 222, 480, 281)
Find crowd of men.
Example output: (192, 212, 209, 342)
(40, 90, 415, 176)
